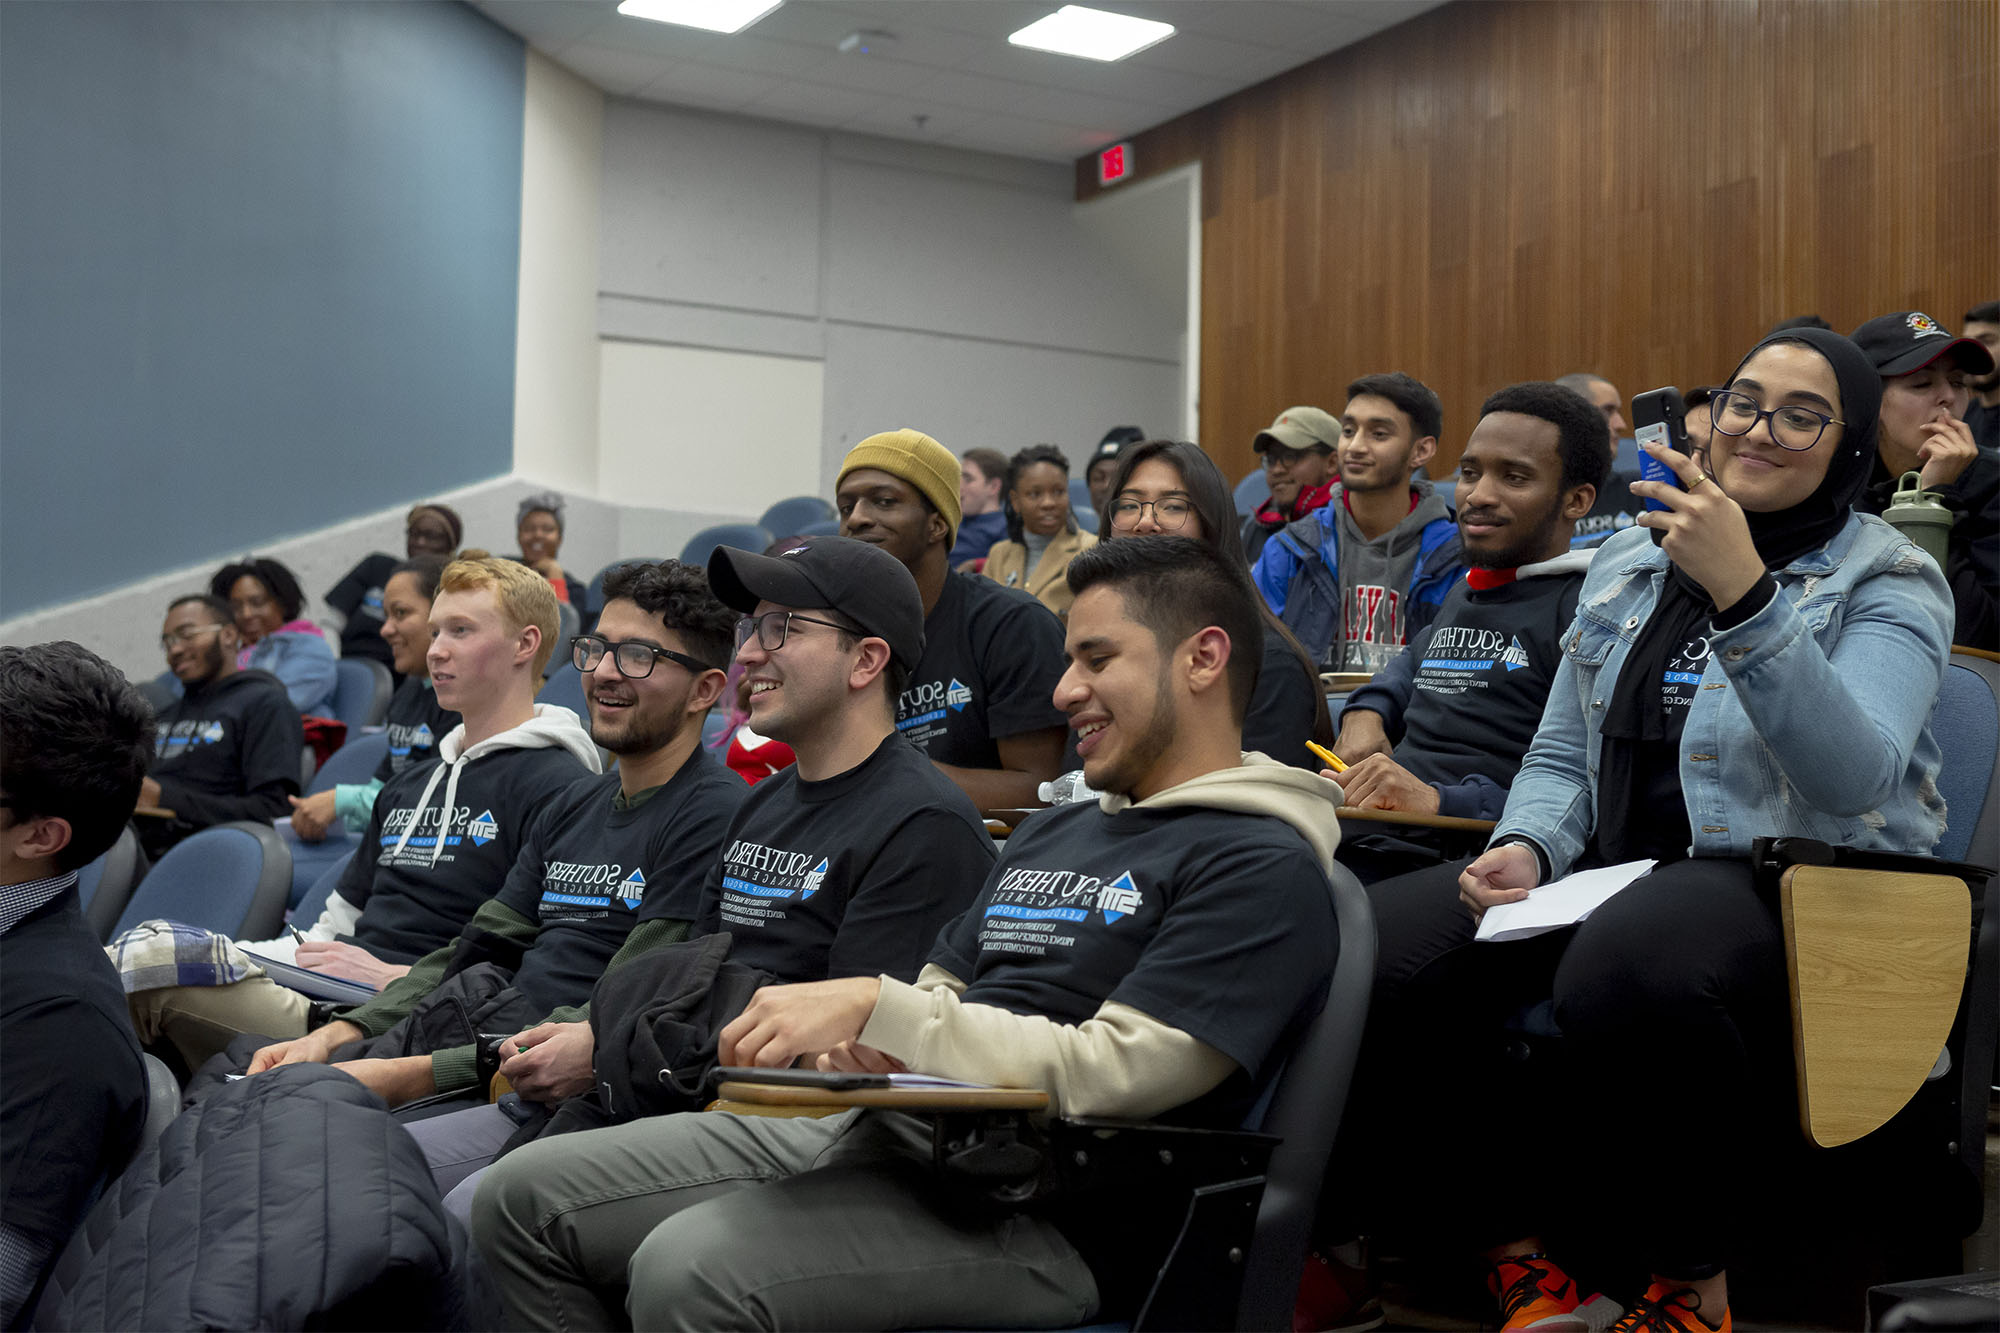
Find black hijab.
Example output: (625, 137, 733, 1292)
(1595, 328, 1882, 857)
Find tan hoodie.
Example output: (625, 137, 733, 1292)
(859, 754, 1343, 1119)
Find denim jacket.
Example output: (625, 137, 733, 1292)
(1493, 516, 1953, 877)
(244, 625, 338, 717)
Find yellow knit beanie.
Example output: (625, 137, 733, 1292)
(837, 429, 963, 546)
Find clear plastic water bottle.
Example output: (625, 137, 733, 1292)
(1038, 770, 1100, 805)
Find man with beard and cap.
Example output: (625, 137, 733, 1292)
(1323, 383, 1607, 882)
(836, 429, 1068, 815)
(1240, 406, 1341, 564)
(1318, 326, 1950, 1333)
(1851, 309, 1999, 647)
(471, 535, 1341, 1333)
(1962, 300, 2000, 452)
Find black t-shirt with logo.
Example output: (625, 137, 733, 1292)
(693, 733, 995, 983)
(339, 745, 591, 963)
(373, 677, 460, 783)
(930, 799, 1337, 1123)
(492, 755, 746, 1015)
(144, 669, 305, 856)
(1397, 573, 1582, 792)
(326, 552, 400, 671)
(896, 572, 1067, 768)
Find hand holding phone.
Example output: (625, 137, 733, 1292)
(1632, 387, 1692, 547)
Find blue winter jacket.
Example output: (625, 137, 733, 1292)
(1493, 517, 1953, 877)
(1250, 482, 1464, 668)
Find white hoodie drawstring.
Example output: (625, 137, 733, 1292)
(387, 761, 451, 862)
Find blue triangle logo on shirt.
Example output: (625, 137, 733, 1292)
(1499, 636, 1530, 672)
(467, 810, 499, 846)
(801, 857, 829, 898)
(1097, 870, 1143, 923)
(617, 867, 646, 909)
(947, 679, 972, 711)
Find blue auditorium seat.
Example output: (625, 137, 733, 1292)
(111, 821, 291, 942)
(329, 658, 393, 730)
(757, 496, 837, 537)
(1233, 468, 1267, 519)
(77, 825, 146, 941)
(681, 523, 774, 567)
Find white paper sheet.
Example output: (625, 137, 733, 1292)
(1474, 859, 1656, 942)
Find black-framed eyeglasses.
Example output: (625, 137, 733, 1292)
(734, 611, 860, 654)
(1709, 389, 1844, 453)
(1107, 497, 1194, 531)
(571, 635, 717, 679)
(160, 623, 227, 652)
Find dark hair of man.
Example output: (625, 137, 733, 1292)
(1769, 314, 1833, 333)
(1478, 382, 1614, 497)
(1066, 536, 1262, 726)
(167, 592, 235, 626)
(0, 643, 153, 873)
(602, 559, 740, 672)
(208, 557, 305, 623)
(1098, 439, 1334, 745)
(1001, 443, 1073, 544)
(390, 555, 450, 603)
(962, 447, 1009, 486)
(1968, 300, 2000, 324)
(1346, 371, 1443, 442)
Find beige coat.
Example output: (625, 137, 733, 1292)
(981, 526, 1098, 616)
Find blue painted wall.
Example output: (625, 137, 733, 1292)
(0, 1, 524, 618)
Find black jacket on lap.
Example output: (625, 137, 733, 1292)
(31, 1064, 482, 1331)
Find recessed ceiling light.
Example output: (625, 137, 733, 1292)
(615, 0, 783, 35)
(1007, 6, 1174, 62)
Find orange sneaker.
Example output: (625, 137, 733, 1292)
(1487, 1252, 1621, 1332)
(1606, 1282, 1730, 1333)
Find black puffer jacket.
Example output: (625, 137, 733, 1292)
(32, 1065, 479, 1331)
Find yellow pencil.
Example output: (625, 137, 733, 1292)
(1305, 740, 1347, 773)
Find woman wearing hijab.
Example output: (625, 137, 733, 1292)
(1325, 329, 1952, 1333)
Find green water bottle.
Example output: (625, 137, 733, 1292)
(1882, 470, 1954, 567)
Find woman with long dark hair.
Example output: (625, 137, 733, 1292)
(1095, 439, 1333, 768)
(982, 444, 1096, 617)
(1333, 327, 1952, 1333)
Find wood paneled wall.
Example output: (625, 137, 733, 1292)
(1077, 0, 2000, 482)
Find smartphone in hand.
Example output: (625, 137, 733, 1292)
(1631, 387, 1692, 546)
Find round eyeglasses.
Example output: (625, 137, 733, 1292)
(571, 635, 716, 679)
(160, 623, 227, 652)
(1709, 389, 1844, 453)
(1107, 497, 1194, 531)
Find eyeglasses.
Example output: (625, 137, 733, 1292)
(571, 635, 716, 679)
(160, 624, 226, 652)
(733, 611, 862, 654)
(1262, 444, 1330, 469)
(1107, 497, 1194, 531)
(1709, 389, 1844, 453)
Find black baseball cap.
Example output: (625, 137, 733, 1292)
(707, 535, 926, 671)
(1850, 311, 1996, 378)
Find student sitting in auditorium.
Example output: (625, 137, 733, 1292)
(396, 536, 996, 1209)
(121, 557, 599, 1068)
(1850, 309, 1998, 647)
(138, 594, 304, 859)
(947, 446, 1011, 567)
(0, 644, 152, 1325)
(1327, 327, 1949, 1333)
(515, 491, 587, 607)
(1240, 405, 1341, 564)
(288, 556, 460, 843)
(1084, 425, 1145, 513)
(837, 430, 1068, 815)
(471, 535, 1342, 1332)
(982, 444, 1097, 617)
(208, 556, 338, 717)
(244, 561, 746, 1155)
(1961, 300, 2000, 452)
(1327, 382, 1605, 878)
(322, 502, 462, 674)
(1252, 372, 1465, 671)
(1093, 438, 1329, 770)
(1556, 370, 1645, 548)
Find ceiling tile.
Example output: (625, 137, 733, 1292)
(469, 0, 618, 48)
(835, 100, 981, 142)
(634, 61, 785, 110)
(557, 43, 686, 96)
(739, 78, 887, 122)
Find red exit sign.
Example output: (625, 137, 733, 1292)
(1098, 141, 1133, 186)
